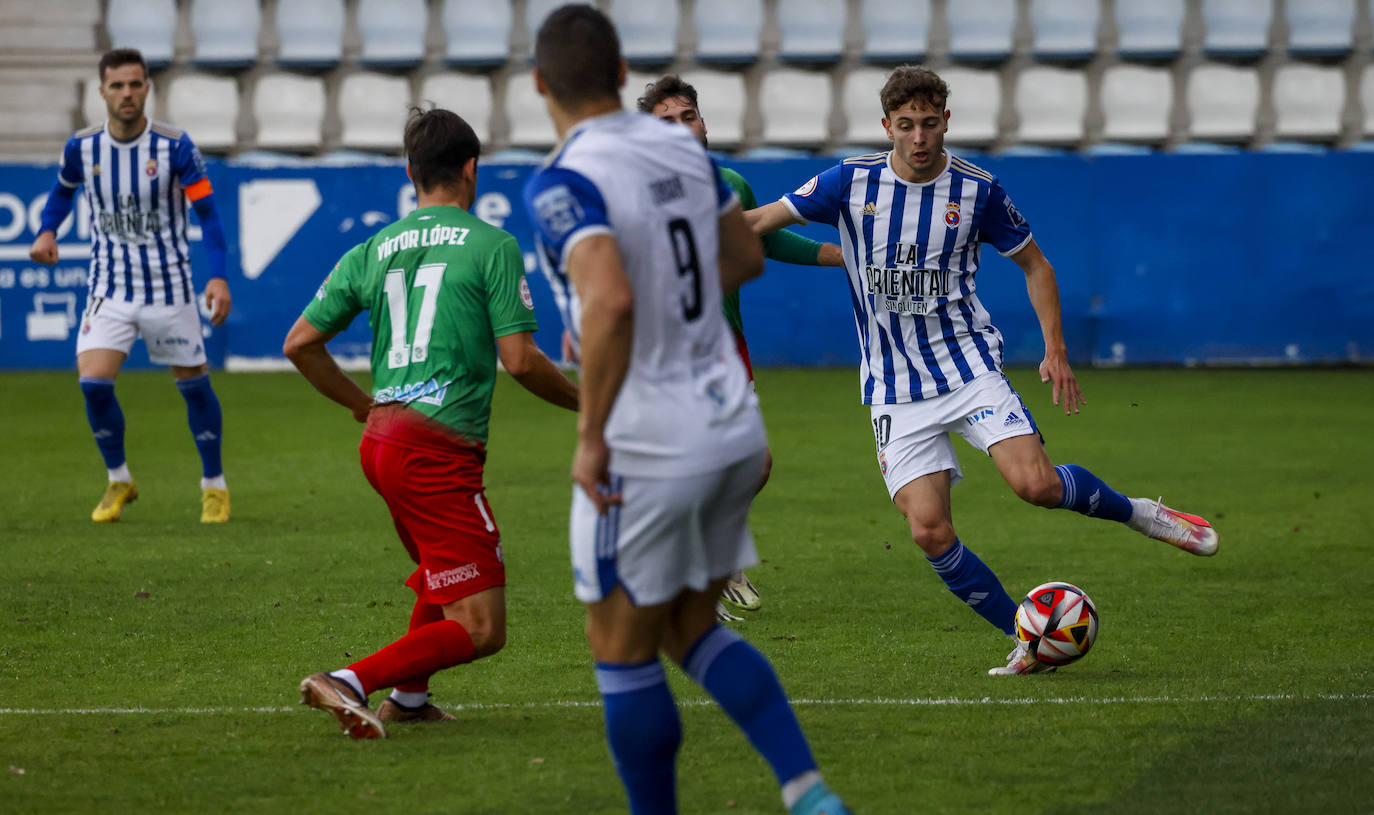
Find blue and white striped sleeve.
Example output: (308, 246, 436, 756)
(522, 166, 612, 267)
(781, 164, 845, 227)
(982, 180, 1034, 257)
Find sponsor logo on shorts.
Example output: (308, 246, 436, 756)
(879, 451, 888, 475)
(155, 336, 192, 346)
(426, 563, 481, 590)
(1003, 411, 1024, 428)
(967, 408, 994, 426)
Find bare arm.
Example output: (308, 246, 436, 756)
(718, 204, 765, 296)
(1009, 239, 1084, 415)
(495, 331, 579, 411)
(817, 242, 844, 267)
(568, 233, 634, 513)
(282, 316, 373, 422)
(744, 200, 805, 235)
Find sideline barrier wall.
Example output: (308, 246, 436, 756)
(1, 153, 1370, 370)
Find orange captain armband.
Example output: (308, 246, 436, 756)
(184, 177, 213, 202)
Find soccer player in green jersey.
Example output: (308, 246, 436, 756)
(283, 108, 578, 739)
(636, 74, 844, 619)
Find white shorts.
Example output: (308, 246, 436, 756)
(569, 450, 766, 606)
(77, 295, 207, 367)
(871, 371, 1040, 497)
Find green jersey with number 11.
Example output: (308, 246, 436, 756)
(302, 205, 538, 444)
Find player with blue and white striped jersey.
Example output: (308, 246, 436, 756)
(29, 49, 232, 524)
(748, 65, 1220, 676)
(523, 7, 849, 815)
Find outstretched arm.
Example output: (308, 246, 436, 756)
(282, 316, 373, 422)
(744, 201, 805, 236)
(1010, 239, 1084, 415)
(496, 331, 579, 411)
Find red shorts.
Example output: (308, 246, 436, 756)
(359, 406, 505, 606)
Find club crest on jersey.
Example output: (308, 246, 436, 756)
(794, 176, 818, 197)
(144, 158, 158, 177)
(861, 202, 879, 217)
(944, 201, 960, 227)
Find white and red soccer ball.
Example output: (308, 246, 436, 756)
(1014, 582, 1099, 668)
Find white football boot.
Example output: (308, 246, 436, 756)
(988, 637, 1056, 676)
(1128, 497, 1219, 556)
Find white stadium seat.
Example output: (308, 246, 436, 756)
(0, 81, 80, 140)
(1030, 0, 1098, 60)
(166, 73, 240, 152)
(1365, 64, 1374, 137)
(1286, 0, 1356, 55)
(1186, 63, 1259, 141)
(941, 67, 1001, 147)
(1013, 66, 1087, 145)
(106, 0, 177, 66)
(83, 75, 157, 128)
(190, 0, 261, 66)
(1202, 0, 1273, 57)
(759, 68, 831, 146)
(339, 73, 412, 151)
(419, 72, 494, 144)
(253, 72, 326, 151)
(443, 0, 511, 65)
(358, 0, 427, 66)
(1100, 65, 1173, 142)
(947, 0, 1016, 61)
(276, 0, 345, 66)
(679, 70, 745, 146)
(504, 70, 557, 148)
(777, 0, 846, 63)
(840, 67, 891, 145)
(1273, 64, 1345, 140)
(861, 0, 931, 63)
(611, 0, 678, 64)
(695, 0, 762, 63)
(1115, 0, 1185, 58)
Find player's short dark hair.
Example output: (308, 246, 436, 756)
(403, 106, 481, 194)
(534, 4, 622, 107)
(636, 75, 699, 114)
(98, 48, 148, 83)
(880, 65, 950, 116)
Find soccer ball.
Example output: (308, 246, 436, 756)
(1014, 582, 1099, 668)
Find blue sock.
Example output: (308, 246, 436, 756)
(80, 377, 125, 469)
(595, 660, 680, 815)
(176, 374, 223, 478)
(1054, 464, 1133, 522)
(680, 625, 817, 788)
(926, 540, 1017, 635)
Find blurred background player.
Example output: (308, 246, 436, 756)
(746, 65, 1219, 676)
(525, 6, 849, 814)
(29, 48, 232, 524)
(284, 107, 578, 738)
(635, 74, 845, 621)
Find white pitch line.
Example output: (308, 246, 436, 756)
(0, 692, 1368, 716)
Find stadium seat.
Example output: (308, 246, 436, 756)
(611, 0, 678, 64)
(680, 70, 745, 147)
(1365, 64, 1374, 137)
(253, 72, 326, 152)
(1186, 63, 1259, 141)
(504, 70, 558, 148)
(861, 0, 931, 63)
(1013, 65, 1086, 145)
(1100, 65, 1173, 143)
(1273, 64, 1345, 140)
(0, 0, 101, 56)
(106, 0, 177, 66)
(339, 73, 412, 151)
(777, 0, 846, 63)
(443, 0, 511, 65)
(1202, 0, 1273, 57)
(166, 73, 240, 152)
(840, 67, 891, 145)
(276, 0, 345, 67)
(190, 0, 260, 66)
(759, 68, 832, 146)
(1286, 0, 1356, 56)
(1115, 0, 1185, 58)
(83, 76, 157, 128)
(418, 72, 494, 143)
(357, 0, 427, 66)
(940, 67, 1001, 147)
(695, 0, 763, 63)
(946, 0, 1016, 61)
(0, 81, 81, 141)
(1030, 0, 1099, 60)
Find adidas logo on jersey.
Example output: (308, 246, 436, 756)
(1003, 412, 1024, 427)
(861, 202, 878, 217)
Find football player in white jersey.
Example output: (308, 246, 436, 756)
(523, 7, 850, 815)
(747, 66, 1220, 675)
(29, 48, 232, 524)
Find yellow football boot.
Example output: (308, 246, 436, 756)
(201, 487, 230, 523)
(92, 481, 138, 522)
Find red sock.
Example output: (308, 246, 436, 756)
(395, 600, 445, 693)
(348, 619, 475, 695)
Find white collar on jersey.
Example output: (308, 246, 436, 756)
(103, 118, 152, 146)
(886, 149, 951, 188)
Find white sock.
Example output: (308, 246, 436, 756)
(201, 474, 227, 490)
(781, 770, 823, 810)
(388, 689, 429, 708)
(108, 464, 131, 483)
(328, 669, 365, 701)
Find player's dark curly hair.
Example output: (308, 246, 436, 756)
(535, 5, 622, 107)
(636, 75, 699, 114)
(403, 106, 480, 193)
(98, 48, 148, 82)
(879, 65, 950, 116)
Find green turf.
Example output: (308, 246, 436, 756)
(1, 367, 1371, 813)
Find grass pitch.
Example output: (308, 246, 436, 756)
(1, 366, 1371, 814)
